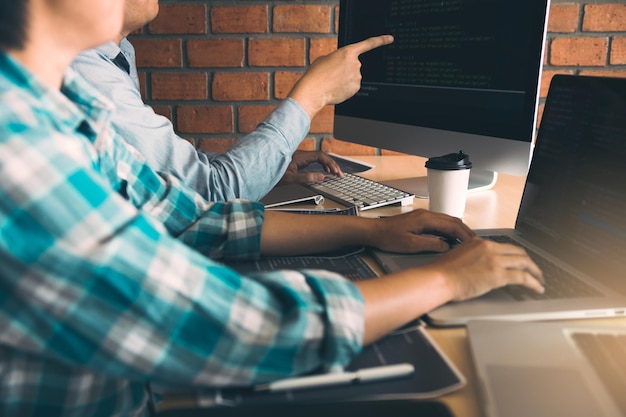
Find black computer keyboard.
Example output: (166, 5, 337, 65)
(305, 173, 414, 211)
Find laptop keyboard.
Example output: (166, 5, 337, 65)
(571, 332, 626, 414)
(306, 173, 414, 211)
(225, 252, 377, 282)
(484, 235, 601, 301)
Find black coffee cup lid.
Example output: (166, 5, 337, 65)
(425, 151, 472, 170)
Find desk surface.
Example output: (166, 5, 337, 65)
(351, 155, 525, 230)
(342, 155, 523, 417)
(162, 155, 625, 416)
(348, 155, 626, 417)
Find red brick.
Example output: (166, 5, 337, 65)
(132, 38, 182, 68)
(198, 138, 236, 153)
(149, 4, 207, 34)
(212, 72, 270, 101)
(536, 103, 545, 132)
(273, 5, 332, 33)
(578, 69, 626, 78)
(547, 3, 579, 33)
(181, 137, 195, 147)
(610, 36, 626, 65)
(583, 4, 626, 32)
(274, 71, 304, 99)
(539, 69, 575, 98)
(297, 138, 317, 151)
(321, 137, 377, 156)
(129, 0, 626, 146)
(152, 73, 208, 100)
(211, 6, 268, 34)
(137, 72, 147, 100)
(187, 39, 245, 68)
(549, 37, 607, 66)
(249, 38, 306, 67)
(310, 37, 338, 63)
(310, 106, 334, 134)
(238, 105, 277, 133)
(151, 105, 172, 121)
(177, 105, 233, 134)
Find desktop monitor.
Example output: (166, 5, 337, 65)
(334, 0, 550, 196)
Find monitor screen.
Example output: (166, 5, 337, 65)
(334, 0, 550, 192)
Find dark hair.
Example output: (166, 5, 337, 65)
(0, 0, 28, 50)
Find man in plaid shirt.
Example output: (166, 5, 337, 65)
(0, 0, 544, 416)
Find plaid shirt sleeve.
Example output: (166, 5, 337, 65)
(0, 56, 364, 416)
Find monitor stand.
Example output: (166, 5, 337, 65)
(381, 169, 498, 199)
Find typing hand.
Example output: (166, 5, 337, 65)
(373, 209, 475, 254)
(429, 237, 545, 301)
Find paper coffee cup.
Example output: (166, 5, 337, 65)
(426, 151, 472, 218)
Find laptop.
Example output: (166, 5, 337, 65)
(373, 74, 626, 326)
(466, 319, 626, 417)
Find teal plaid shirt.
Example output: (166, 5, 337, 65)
(0, 53, 364, 417)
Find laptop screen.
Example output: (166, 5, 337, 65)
(516, 75, 626, 295)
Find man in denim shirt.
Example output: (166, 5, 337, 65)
(71, 0, 357, 201)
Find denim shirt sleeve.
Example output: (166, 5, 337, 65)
(71, 43, 311, 202)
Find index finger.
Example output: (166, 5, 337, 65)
(348, 35, 394, 56)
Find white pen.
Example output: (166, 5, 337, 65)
(253, 363, 414, 393)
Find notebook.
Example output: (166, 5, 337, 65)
(466, 319, 626, 417)
(373, 74, 626, 326)
(157, 399, 454, 417)
(195, 324, 464, 406)
(260, 183, 324, 208)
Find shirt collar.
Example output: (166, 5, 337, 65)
(94, 41, 122, 61)
(94, 39, 135, 63)
(93, 39, 139, 88)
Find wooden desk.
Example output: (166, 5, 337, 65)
(162, 155, 625, 416)
(348, 155, 626, 417)
(351, 155, 525, 229)
(346, 155, 525, 417)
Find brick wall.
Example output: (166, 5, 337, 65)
(129, 1, 626, 155)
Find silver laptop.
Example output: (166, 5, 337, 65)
(373, 75, 626, 326)
(466, 319, 626, 417)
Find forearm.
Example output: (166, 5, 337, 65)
(356, 267, 454, 344)
(112, 99, 308, 202)
(260, 211, 381, 256)
(72, 49, 311, 202)
(3, 235, 363, 386)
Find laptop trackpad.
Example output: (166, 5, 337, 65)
(486, 365, 602, 417)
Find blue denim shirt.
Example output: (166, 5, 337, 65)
(71, 39, 311, 202)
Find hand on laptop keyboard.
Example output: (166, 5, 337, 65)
(427, 237, 546, 302)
